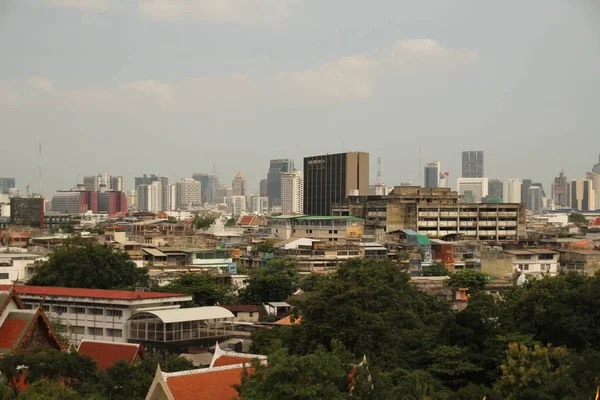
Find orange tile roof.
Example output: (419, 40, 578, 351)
(165, 365, 254, 400)
(78, 340, 144, 370)
(213, 356, 255, 368)
(0, 319, 28, 350)
(0, 285, 188, 301)
(274, 315, 302, 325)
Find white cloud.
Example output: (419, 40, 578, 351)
(25, 77, 55, 92)
(390, 39, 478, 67)
(138, 0, 287, 22)
(41, 0, 112, 12)
(120, 80, 174, 107)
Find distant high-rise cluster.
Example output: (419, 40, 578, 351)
(0, 178, 16, 194)
(462, 151, 484, 178)
(281, 170, 304, 215)
(424, 161, 440, 188)
(267, 159, 294, 209)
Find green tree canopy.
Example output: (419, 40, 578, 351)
(422, 263, 449, 277)
(256, 239, 276, 254)
(29, 239, 149, 290)
(239, 260, 298, 304)
(17, 380, 79, 400)
(158, 273, 238, 306)
(192, 215, 216, 229)
(446, 269, 488, 293)
(568, 212, 587, 225)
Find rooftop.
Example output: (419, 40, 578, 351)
(272, 215, 362, 221)
(78, 340, 145, 370)
(163, 364, 254, 400)
(0, 285, 189, 301)
(131, 306, 234, 324)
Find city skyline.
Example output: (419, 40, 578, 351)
(1, 1, 598, 196)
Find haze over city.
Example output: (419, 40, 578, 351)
(1, 0, 599, 195)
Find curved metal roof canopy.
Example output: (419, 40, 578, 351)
(130, 306, 234, 324)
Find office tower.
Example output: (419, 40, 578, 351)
(176, 178, 201, 209)
(587, 154, 600, 210)
(569, 179, 595, 211)
(83, 176, 99, 192)
(10, 197, 44, 228)
(0, 178, 16, 194)
(125, 190, 136, 209)
(215, 185, 231, 204)
(134, 174, 168, 190)
(438, 172, 449, 188)
(503, 178, 521, 203)
(228, 196, 247, 216)
(98, 172, 110, 188)
(552, 171, 568, 208)
(528, 186, 543, 213)
(267, 159, 294, 208)
(205, 176, 220, 204)
(304, 152, 369, 216)
(488, 179, 503, 201)
(192, 173, 210, 203)
(136, 181, 162, 212)
(163, 184, 177, 211)
(461, 151, 484, 178)
(98, 191, 127, 217)
(249, 195, 269, 215)
(259, 179, 268, 198)
(232, 172, 247, 197)
(281, 171, 304, 215)
(424, 161, 440, 188)
(521, 179, 532, 205)
(110, 176, 125, 192)
(456, 178, 489, 203)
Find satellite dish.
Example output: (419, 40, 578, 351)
(516, 273, 527, 286)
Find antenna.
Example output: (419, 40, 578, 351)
(39, 142, 43, 196)
(376, 157, 382, 186)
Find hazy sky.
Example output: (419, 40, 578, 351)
(1, 0, 599, 195)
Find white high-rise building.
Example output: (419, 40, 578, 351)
(163, 184, 177, 211)
(110, 176, 125, 192)
(281, 171, 304, 215)
(503, 178, 521, 203)
(227, 196, 247, 216)
(137, 181, 163, 212)
(83, 176, 99, 192)
(176, 178, 201, 209)
(456, 177, 489, 203)
(249, 195, 269, 215)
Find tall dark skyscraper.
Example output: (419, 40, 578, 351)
(462, 151, 484, 178)
(267, 159, 294, 208)
(10, 197, 45, 228)
(192, 173, 210, 203)
(259, 179, 268, 197)
(521, 179, 532, 206)
(304, 152, 369, 216)
(424, 162, 440, 188)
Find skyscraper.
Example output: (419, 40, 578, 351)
(136, 181, 162, 212)
(134, 174, 168, 190)
(176, 178, 201, 208)
(267, 159, 294, 208)
(424, 161, 440, 188)
(461, 151, 484, 178)
(552, 171, 568, 208)
(456, 178, 488, 203)
(569, 179, 595, 211)
(232, 172, 247, 197)
(587, 154, 600, 210)
(488, 179, 503, 201)
(83, 176, 99, 192)
(227, 196, 247, 216)
(304, 152, 369, 216)
(503, 178, 521, 203)
(0, 178, 16, 194)
(259, 179, 268, 198)
(110, 176, 125, 192)
(521, 179, 532, 206)
(528, 186, 543, 213)
(281, 171, 304, 215)
(192, 173, 210, 203)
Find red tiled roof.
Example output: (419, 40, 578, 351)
(166, 365, 253, 400)
(0, 285, 188, 301)
(78, 340, 144, 370)
(213, 356, 255, 368)
(590, 218, 600, 227)
(0, 319, 28, 349)
(238, 216, 255, 225)
(274, 315, 302, 325)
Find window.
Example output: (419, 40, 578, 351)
(24, 303, 34, 310)
(523, 265, 529, 271)
(107, 309, 123, 318)
(70, 307, 85, 314)
(69, 326, 85, 334)
(0, 273, 9, 280)
(249, 312, 254, 318)
(88, 308, 103, 316)
(88, 327, 103, 336)
(106, 328, 122, 338)
(53, 306, 68, 314)
(42, 305, 50, 312)
(517, 255, 532, 260)
(334, 230, 338, 234)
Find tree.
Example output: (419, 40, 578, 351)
(29, 238, 149, 290)
(256, 239, 276, 254)
(396, 370, 436, 400)
(17, 380, 79, 400)
(427, 345, 481, 389)
(192, 215, 215, 229)
(568, 212, 587, 225)
(446, 269, 488, 293)
(422, 263, 449, 277)
(158, 273, 238, 306)
(239, 260, 298, 304)
(495, 342, 578, 400)
(236, 347, 350, 400)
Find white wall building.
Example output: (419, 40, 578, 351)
(456, 177, 489, 203)
(227, 196, 247, 216)
(137, 181, 163, 212)
(248, 195, 268, 215)
(503, 178, 521, 203)
(176, 178, 201, 209)
(163, 184, 177, 211)
(281, 171, 304, 215)
(505, 249, 559, 277)
(0, 254, 46, 284)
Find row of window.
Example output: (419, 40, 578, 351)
(61, 325, 123, 337)
(517, 264, 553, 271)
(24, 303, 123, 317)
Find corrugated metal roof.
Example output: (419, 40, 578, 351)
(143, 248, 167, 257)
(131, 306, 234, 323)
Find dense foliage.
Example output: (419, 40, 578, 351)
(421, 263, 449, 276)
(29, 238, 149, 290)
(238, 260, 298, 304)
(446, 269, 488, 293)
(157, 273, 238, 306)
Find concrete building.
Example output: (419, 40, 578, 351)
(259, 178, 268, 198)
(569, 179, 595, 211)
(206, 175, 220, 204)
(248, 195, 268, 215)
(552, 171, 568, 208)
(109, 176, 125, 192)
(227, 196, 247, 216)
(504, 249, 559, 277)
(137, 181, 163, 212)
(503, 178, 521, 203)
(334, 186, 525, 241)
(267, 159, 294, 209)
(271, 215, 364, 242)
(304, 152, 369, 216)
(424, 161, 440, 188)
(462, 151, 484, 178)
(83, 175, 99, 192)
(456, 178, 489, 203)
(192, 173, 210, 203)
(134, 174, 169, 190)
(487, 179, 503, 201)
(0, 178, 16, 194)
(0, 254, 45, 284)
(521, 179, 532, 206)
(162, 184, 177, 211)
(97, 191, 128, 217)
(281, 170, 304, 215)
(438, 172, 449, 189)
(232, 172, 247, 197)
(528, 186, 543, 213)
(176, 178, 201, 209)
(10, 197, 45, 228)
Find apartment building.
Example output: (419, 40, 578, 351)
(271, 215, 364, 242)
(504, 249, 559, 276)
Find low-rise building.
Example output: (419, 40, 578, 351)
(271, 215, 364, 243)
(0, 253, 46, 284)
(560, 249, 600, 275)
(504, 249, 559, 277)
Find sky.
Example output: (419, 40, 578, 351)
(1, 0, 599, 196)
